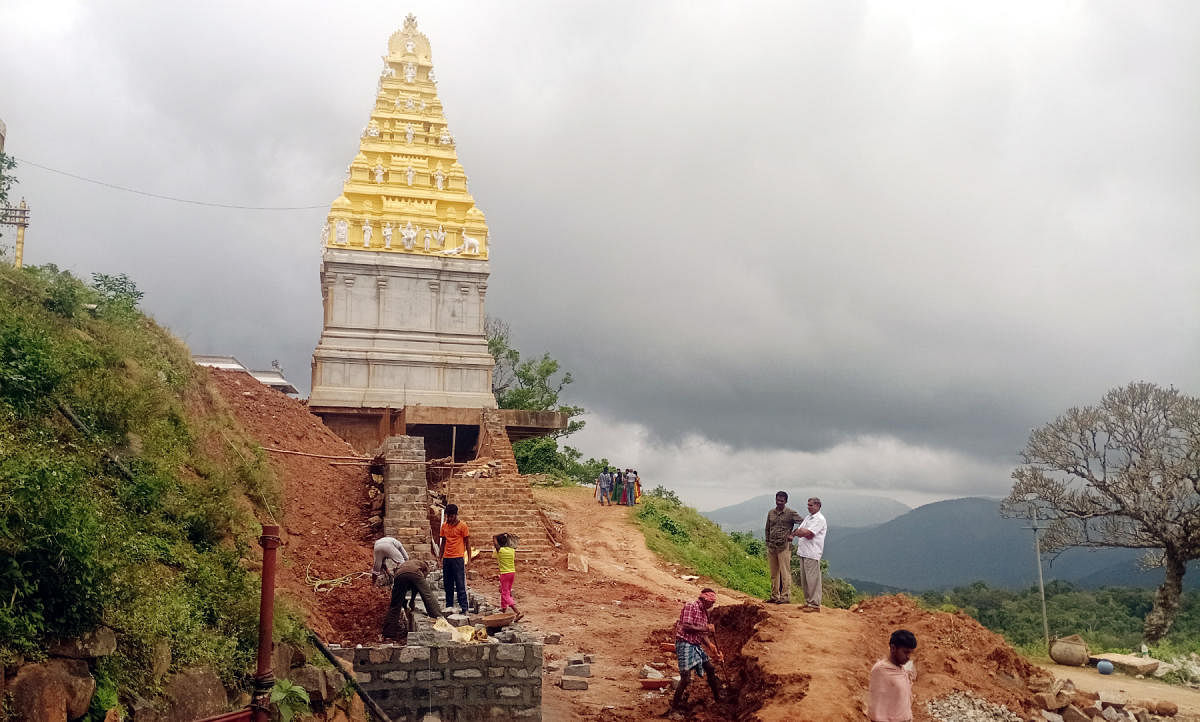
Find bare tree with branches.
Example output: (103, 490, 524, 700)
(1002, 382, 1200, 642)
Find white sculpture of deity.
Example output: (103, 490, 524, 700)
(433, 169, 445, 190)
(460, 230, 480, 255)
(405, 124, 414, 144)
(400, 221, 418, 250)
(382, 222, 393, 249)
(423, 230, 433, 252)
(335, 219, 349, 245)
(381, 62, 396, 78)
(320, 222, 329, 246)
(428, 69, 437, 83)
(404, 63, 417, 83)
(432, 225, 446, 249)
(361, 221, 373, 248)
(366, 123, 380, 138)
(405, 166, 415, 186)
(405, 37, 416, 53)
(374, 163, 385, 184)
(439, 128, 452, 145)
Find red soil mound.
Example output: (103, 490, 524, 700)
(207, 369, 386, 642)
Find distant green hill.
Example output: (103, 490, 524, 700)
(823, 497, 1200, 591)
(702, 491, 910, 535)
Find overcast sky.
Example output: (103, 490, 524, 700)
(3, 1, 1197, 511)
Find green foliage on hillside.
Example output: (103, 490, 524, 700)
(920, 580, 1200, 658)
(0, 264, 293, 704)
(632, 489, 859, 607)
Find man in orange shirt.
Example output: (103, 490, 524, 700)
(438, 503, 473, 613)
(867, 629, 918, 722)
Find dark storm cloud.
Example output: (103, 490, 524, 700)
(3, 1, 1197, 504)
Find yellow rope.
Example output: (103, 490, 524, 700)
(305, 564, 368, 593)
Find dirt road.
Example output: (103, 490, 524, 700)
(513, 487, 1052, 721)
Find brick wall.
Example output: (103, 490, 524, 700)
(332, 641, 542, 721)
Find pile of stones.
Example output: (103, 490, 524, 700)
(1022, 677, 1180, 722)
(926, 692, 1023, 721)
(559, 653, 593, 691)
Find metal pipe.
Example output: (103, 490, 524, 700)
(308, 632, 394, 722)
(253, 525, 282, 722)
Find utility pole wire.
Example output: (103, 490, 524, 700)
(13, 157, 328, 211)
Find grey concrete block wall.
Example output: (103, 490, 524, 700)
(384, 435, 434, 558)
(332, 641, 542, 721)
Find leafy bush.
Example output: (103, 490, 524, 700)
(0, 265, 285, 698)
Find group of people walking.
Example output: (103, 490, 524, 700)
(594, 467, 641, 506)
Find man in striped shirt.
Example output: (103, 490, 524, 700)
(669, 588, 724, 715)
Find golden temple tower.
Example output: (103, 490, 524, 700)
(309, 15, 500, 451)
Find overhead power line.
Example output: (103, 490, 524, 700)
(13, 157, 328, 211)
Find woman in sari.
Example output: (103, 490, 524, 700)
(612, 470, 625, 505)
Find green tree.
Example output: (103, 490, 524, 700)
(0, 152, 17, 248)
(1002, 382, 1200, 643)
(485, 316, 601, 480)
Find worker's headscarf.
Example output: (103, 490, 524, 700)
(699, 589, 717, 603)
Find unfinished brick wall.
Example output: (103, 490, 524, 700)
(383, 436, 435, 560)
(332, 641, 542, 721)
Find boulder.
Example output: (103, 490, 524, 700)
(1061, 706, 1092, 722)
(324, 667, 347, 698)
(563, 663, 591, 677)
(567, 553, 589, 573)
(6, 663, 69, 722)
(291, 664, 328, 703)
(149, 640, 172, 683)
(1050, 635, 1090, 667)
(1155, 700, 1179, 716)
(1041, 712, 1064, 722)
(560, 677, 588, 690)
(161, 667, 227, 721)
(47, 658, 96, 719)
(49, 626, 118, 659)
(542, 633, 562, 645)
(1092, 653, 1159, 676)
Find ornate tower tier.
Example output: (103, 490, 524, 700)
(310, 15, 497, 449)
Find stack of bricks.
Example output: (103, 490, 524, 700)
(478, 410, 518, 475)
(333, 641, 542, 721)
(382, 436, 435, 562)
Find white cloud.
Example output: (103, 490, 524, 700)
(568, 412, 1013, 511)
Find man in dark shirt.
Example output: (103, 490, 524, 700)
(764, 491, 804, 603)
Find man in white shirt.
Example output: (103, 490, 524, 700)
(371, 536, 410, 586)
(791, 497, 827, 612)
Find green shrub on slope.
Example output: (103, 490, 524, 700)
(0, 264, 286, 697)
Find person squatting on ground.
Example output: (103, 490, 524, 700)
(371, 536, 410, 587)
(867, 629, 918, 722)
(791, 497, 827, 612)
(493, 533, 524, 622)
(670, 588, 724, 714)
(382, 560, 443, 641)
(764, 491, 804, 603)
(438, 504, 473, 612)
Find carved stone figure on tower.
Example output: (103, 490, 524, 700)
(405, 124, 414, 144)
(461, 230, 480, 255)
(361, 221, 373, 248)
(428, 68, 437, 83)
(381, 61, 396, 78)
(404, 63, 417, 83)
(382, 222, 393, 249)
(423, 229, 433, 252)
(434, 169, 445, 190)
(400, 221, 418, 250)
(374, 163, 385, 183)
(335, 219, 349, 245)
(405, 37, 416, 53)
(432, 225, 446, 249)
(439, 127, 452, 145)
(405, 166, 415, 186)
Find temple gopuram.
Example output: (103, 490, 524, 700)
(310, 15, 565, 456)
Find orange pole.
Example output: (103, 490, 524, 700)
(253, 525, 281, 722)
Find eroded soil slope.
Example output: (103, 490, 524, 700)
(208, 369, 386, 641)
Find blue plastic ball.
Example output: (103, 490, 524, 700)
(1097, 660, 1114, 675)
